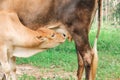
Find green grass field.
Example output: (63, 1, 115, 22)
(17, 24, 120, 80)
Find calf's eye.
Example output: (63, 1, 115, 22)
(51, 33, 55, 37)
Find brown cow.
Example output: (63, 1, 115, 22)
(0, 0, 102, 80)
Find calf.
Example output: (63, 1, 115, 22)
(0, 10, 67, 80)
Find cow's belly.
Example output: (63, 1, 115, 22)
(18, 17, 58, 30)
(0, 0, 74, 30)
(0, 0, 57, 30)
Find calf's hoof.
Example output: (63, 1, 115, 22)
(2, 74, 6, 80)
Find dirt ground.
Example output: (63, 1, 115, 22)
(0, 64, 77, 80)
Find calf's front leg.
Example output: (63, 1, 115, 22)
(9, 56, 17, 80)
(0, 44, 11, 80)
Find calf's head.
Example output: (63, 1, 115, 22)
(36, 28, 67, 49)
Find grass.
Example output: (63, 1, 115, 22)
(17, 24, 120, 80)
(19, 74, 36, 80)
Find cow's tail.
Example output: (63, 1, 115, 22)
(92, 0, 102, 79)
(93, 0, 102, 54)
(93, 0, 102, 56)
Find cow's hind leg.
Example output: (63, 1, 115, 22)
(65, 22, 98, 80)
(74, 34, 98, 80)
(75, 38, 93, 80)
(91, 38, 98, 80)
(76, 47, 84, 80)
(84, 43, 98, 80)
(75, 35, 96, 80)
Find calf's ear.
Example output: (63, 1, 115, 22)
(46, 23, 61, 31)
(47, 25, 67, 36)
